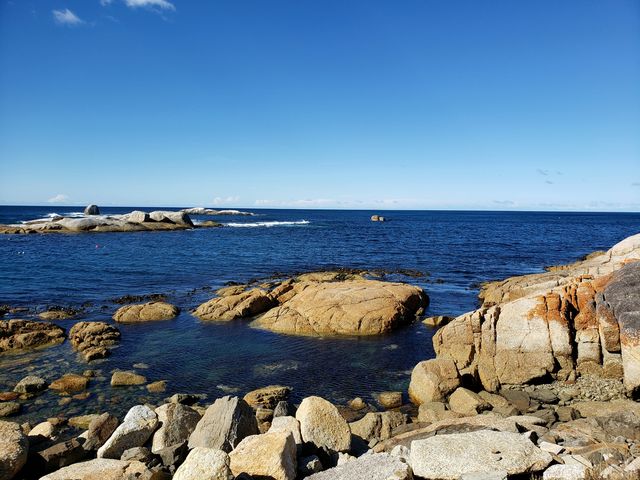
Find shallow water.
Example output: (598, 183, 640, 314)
(1, 206, 638, 421)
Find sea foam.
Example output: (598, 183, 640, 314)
(224, 220, 310, 228)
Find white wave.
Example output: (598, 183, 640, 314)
(224, 220, 310, 228)
(67, 211, 85, 218)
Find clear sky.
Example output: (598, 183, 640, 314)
(1, 0, 639, 210)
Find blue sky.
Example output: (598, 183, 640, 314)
(0, 0, 639, 210)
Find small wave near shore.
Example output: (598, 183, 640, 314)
(224, 220, 310, 228)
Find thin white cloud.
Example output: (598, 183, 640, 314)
(47, 194, 69, 203)
(124, 0, 175, 10)
(212, 196, 240, 206)
(52, 8, 84, 26)
(100, 0, 114, 5)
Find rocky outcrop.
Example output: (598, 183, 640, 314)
(433, 234, 640, 393)
(68, 322, 120, 361)
(188, 396, 258, 452)
(194, 289, 275, 322)
(0, 209, 203, 234)
(113, 301, 179, 323)
(409, 430, 552, 479)
(228, 431, 297, 480)
(253, 277, 428, 336)
(0, 320, 65, 353)
(0, 421, 28, 480)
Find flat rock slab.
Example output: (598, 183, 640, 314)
(409, 430, 552, 479)
(307, 453, 413, 480)
(40, 459, 154, 480)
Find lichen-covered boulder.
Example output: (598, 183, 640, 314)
(0, 421, 28, 480)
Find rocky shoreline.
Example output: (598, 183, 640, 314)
(0, 234, 639, 479)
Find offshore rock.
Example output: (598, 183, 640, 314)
(195, 289, 275, 321)
(253, 277, 427, 336)
(113, 302, 179, 323)
(69, 321, 120, 362)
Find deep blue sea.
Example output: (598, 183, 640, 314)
(1, 206, 638, 421)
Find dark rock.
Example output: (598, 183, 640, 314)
(501, 390, 530, 414)
(84, 205, 100, 215)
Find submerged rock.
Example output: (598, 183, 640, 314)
(113, 301, 179, 323)
(0, 320, 65, 353)
(14, 375, 47, 394)
(110, 371, 146, 387)
(49, 374, 89, 394)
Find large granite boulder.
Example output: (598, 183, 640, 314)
(252, 278, 428, 336)
(84, 205, 100, 215)
(173, 447, 232, 480)
(0, 421, 28, 480)
(152, 403, 201, 453)
(306, 452, 413, 480)
(228, 431, 297, 480)
(433, 234, 640, 392)
(408, 358, 460, 404)
(350, 411, 408, 444)
(296, 396, 351, 453)
(0, 320, 65, 353)
(409, 430, 552, 479)
(194, 289, 275, 321)
(68, 321, 120, 361)
(40, 459, 155, 480)
(113, 302, 179, 323)
(188, 396, 258, 452)
(97, 405, 159, 459)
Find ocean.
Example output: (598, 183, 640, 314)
(1, 206, 638, 421)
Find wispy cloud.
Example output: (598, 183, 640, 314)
(100, 0, 114, 5)
(255, 198, 339, 208)
(52, 8, 84, 26)
(47, 194, 69, 203)
(124, 0, 175, 10)
(212, 196, 240, 206)
(545, 180, 554, 185)
(632, 182, 640, 187)
(536, 169, 549, 176)
(493, 200, 515, 206)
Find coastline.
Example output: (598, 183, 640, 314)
(1, 232, 639, 479)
